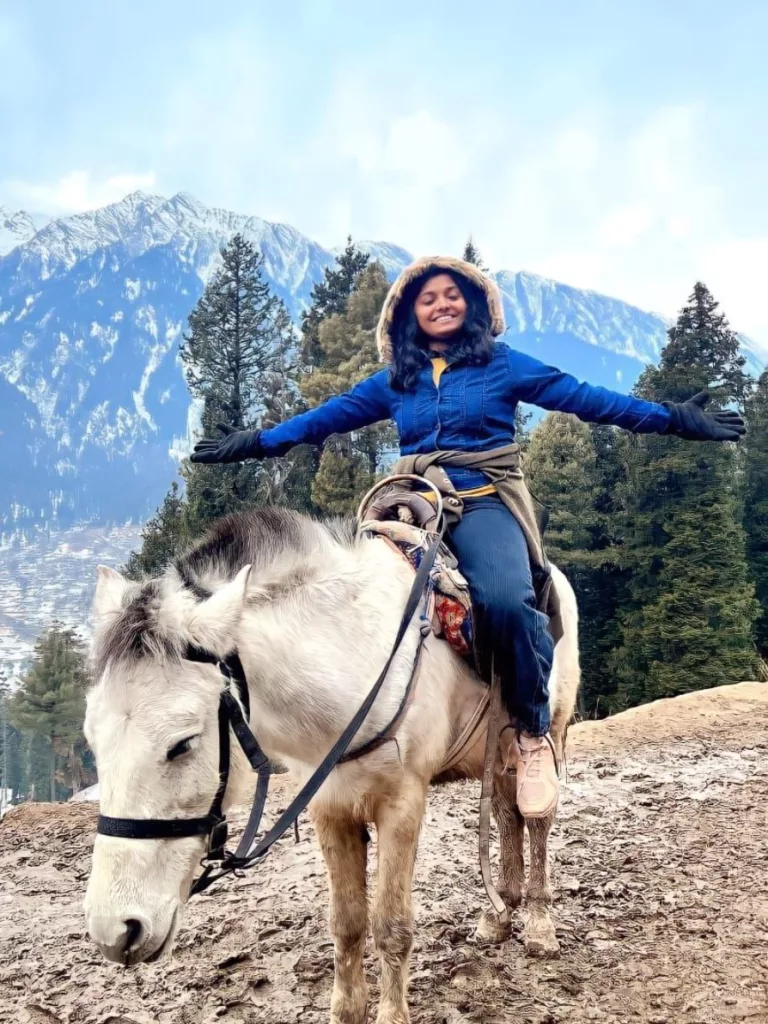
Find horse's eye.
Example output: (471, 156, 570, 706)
(167, 738, 195, 761)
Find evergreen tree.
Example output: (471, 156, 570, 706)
(5, 722, 23, 802)
(301, 262, 395, 515)
(256, 302, 317, 513)
(9, 626, 88, 800)
(0, 677, 20, 807)
(124, 235, 308, 577)
(180, 233, 298, 536)
(527, 414, 601, 563)
(462, 238, 489, 271)
(301, 238, 370, 368)
(526, 415, 626, 713)
(744, 370, 768, 658)
(514, 406, 533, 454)
(124, 480, 188, 579)
(181, 233, 291, 427)
(611, 283, 758, 706)
(581, 425, 633, 713)
(23, 733, 54, 802)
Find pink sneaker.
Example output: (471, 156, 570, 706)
(515, 732, 559, 819)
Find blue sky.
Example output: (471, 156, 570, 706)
(2, 0, 767, 350)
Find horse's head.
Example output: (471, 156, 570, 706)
(84, 563, 251, 965)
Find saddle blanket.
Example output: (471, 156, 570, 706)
(361, 519, 474, 658)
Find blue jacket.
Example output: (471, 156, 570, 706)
(260, 343, 671, 489)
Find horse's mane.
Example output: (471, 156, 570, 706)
(91, 507, 357, 679)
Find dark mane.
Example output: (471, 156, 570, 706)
(92, 507, 357, 679)
(91, 578, 182, 680)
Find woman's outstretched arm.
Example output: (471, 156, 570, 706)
(506, 348, 744, 441)
(191, 370, 392, 464)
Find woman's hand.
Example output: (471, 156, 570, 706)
(190, 424, 264, 464)
(663, 392, 746, 443)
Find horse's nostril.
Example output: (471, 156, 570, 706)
(123, 918, 144, 952)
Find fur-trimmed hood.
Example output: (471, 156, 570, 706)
(375, 256, 506, 363)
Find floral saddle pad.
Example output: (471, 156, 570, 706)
(357, 507, 475, 659)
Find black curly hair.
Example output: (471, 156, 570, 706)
(388, 268, 495, 392)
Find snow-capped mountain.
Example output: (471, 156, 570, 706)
(0, 207, 44, 257)
(0, 191, 763, 535)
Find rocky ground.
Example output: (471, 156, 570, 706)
(1, 682, 766, 1024)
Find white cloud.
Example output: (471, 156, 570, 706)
(3, 171, 157, 215)
(699, 237, 768, 356)
(381, 112, 469, 187)
(595, 204, 654, 248)
(553, 127, 600, 174)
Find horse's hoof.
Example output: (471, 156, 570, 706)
(523, 916, 560, 958)
(330, 990, 368, 1024)
(375, 1012, 410, 1024)
(475, 910, 512, 944)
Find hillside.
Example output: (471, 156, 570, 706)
(1, 682, 765, 1023)
(0, 523, 142, 673)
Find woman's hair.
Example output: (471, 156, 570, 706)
(388, 268, 495, 391)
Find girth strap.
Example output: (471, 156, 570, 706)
(96, 815, 214, 840)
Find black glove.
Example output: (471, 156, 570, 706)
(663, 391, 746, 443)
(190, 424, 264, 464)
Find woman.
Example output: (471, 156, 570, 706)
(191, 256, 745, 818)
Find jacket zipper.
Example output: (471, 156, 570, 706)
(434, 362, 451, 450)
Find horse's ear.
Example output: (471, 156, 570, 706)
(93, 565, 133, 621)
(186, 564, 252, 656)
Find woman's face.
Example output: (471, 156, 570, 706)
(414, 273, 467, 343)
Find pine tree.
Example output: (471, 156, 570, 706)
(525, 415, 626, 713)
(301, 262, 395, 515)
(0, 678, 15, 808)
(180, 233, 299, 536)
(744, 370, 768, 658)
(514, 406, 533, 454)
(8, 625, 88, 800)
(462, 238, 488, 271)
(0, 671, 24, 803)
(256, 302, 316, 512)
(581, 425, 632, 713)
(301, 238, 370, 368)
(23, 733, 54, 802)
(124, 236, 306, 576)
(181, 233, 292, 427)
(611, 283, 758, 706)
(526, 414, 601, 564)
(124, 480, 188, 579)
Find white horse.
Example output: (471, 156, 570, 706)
(84, 506, 580, 1024)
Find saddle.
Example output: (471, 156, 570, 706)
(357, 475, 474, 658)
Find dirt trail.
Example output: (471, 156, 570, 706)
(1, 682, 767, 1024)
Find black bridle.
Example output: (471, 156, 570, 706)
(95, 530, 442, 898)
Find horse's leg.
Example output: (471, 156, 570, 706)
(313, 811, 370, 1024)
(476, 771, 525, 942)
(523, 811, 560, 957)
(371, 777, 427, 1024)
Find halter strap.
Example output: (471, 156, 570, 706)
(96, 647, 268, 862)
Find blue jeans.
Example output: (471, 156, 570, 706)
(447, 496, 553, 736)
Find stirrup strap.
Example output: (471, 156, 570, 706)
(478, 666, 509, 923)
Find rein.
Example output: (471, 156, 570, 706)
(96, 528, 444, 898)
